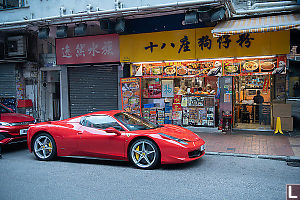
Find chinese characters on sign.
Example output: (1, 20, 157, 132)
(144, 33, 255, 54)
(236, 33, 254, 48)
(217, 35, 231, 49)
(178, 36, 191, 53)
(120, 27, 289, 63)
(198, 35, 211, 50)
(56, 34, 119, 65)
(62, 44, 72, 58)
(162, 80, 174, 98)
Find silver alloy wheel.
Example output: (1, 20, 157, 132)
(131, 141, 156, 168)
(34, 135, 53, 159)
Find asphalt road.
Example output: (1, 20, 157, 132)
(0, 143, 299, 200)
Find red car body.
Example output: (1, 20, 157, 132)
(0, 103, 35, 145)
(27, 110, 205, 165)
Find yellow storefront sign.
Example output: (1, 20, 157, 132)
(120, 27, 289, 63)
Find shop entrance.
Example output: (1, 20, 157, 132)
(233, 75, 271, 130)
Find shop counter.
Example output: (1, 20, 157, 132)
(235, 103, 271, 124)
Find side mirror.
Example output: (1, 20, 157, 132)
(104, 127, 121, 135)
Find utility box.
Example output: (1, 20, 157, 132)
(272, 104, 293, 131)
(273, 117, 293, 131)
(272, 104, 291, 118)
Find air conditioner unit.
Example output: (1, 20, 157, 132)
(295, 56, 300, 61)
(5, 35, 27, 58)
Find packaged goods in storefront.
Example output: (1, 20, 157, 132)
(157, 108, 165, 125)
(142, 108, 150, 120)
(121, 55, 288, 130)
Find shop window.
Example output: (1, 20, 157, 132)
(0, 0, 25, 10)
(123, 64, 131, 78)
(290, 78, 300, 98)
(141, 77, 217, 127)
(288, 60, 300, 98)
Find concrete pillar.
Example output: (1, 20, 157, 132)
(60, 65, 69, 119)
(118, 64, 123, 110)
(47, 83, 54, 120)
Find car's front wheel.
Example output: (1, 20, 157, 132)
(33, 133, 57, 161)
(129, 139, 160, 169)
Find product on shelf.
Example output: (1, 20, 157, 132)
(149, 107, 157, 124)
(182, 108, 189, 126)
(142, 108, 150, 120)
(156, 108, 165, 125)
(188, 108, 198, 126)
(164, 101, 173, 124)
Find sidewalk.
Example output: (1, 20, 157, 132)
(191, 128, 300, 159)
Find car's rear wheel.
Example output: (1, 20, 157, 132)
(33, 133, 57, 161)
(129, 139, 160, 169)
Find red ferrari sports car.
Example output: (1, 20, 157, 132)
(27, 110, 205, 169)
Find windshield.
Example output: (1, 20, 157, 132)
(114, 112, 160, 131)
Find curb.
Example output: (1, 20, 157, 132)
(205, 151, 300, 162)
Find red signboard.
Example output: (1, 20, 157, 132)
(262, 76, 270, 94)
(56, 34, 119, 65)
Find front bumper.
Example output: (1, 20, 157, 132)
(160, 139, 206, 164)
(0, 125, 29, 145)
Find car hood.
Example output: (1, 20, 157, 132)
(143, 124, 201, 142)
(0, 113, 35, 123)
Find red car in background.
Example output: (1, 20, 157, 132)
(0, 103, 35, 150)
(27, 110, 205, 169)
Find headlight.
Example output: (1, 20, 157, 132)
(201, 144, 206, 151)
(0, 121, 12, 126)
(159, 133, 190, 145)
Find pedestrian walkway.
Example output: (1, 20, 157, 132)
(195, 131, 300, 157)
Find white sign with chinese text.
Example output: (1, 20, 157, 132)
(162, 80, 174, 98)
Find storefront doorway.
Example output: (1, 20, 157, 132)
(233, 75, 271, 130)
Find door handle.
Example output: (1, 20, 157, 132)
(77, 131, 83, 135)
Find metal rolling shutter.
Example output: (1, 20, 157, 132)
(68, 64, 118, 117)
(0, 63, 16, 97)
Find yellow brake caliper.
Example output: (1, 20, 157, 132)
(48, 142, 52, 152)
(135, 146, 140, 160)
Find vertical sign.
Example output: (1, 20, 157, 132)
(120, 77, 142, 116)
(262, 76, 270, 94)
(162, 80, 174, 97)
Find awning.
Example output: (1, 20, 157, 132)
(212, 13, 300, 37)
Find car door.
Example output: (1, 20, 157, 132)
(78, 115, 126, 160)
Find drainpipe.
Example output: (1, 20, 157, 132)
(0, 0, 221, 28)
(226, 0, 300, 15)
(250, 1, 295, 10)
(238, 5, 300, 15)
